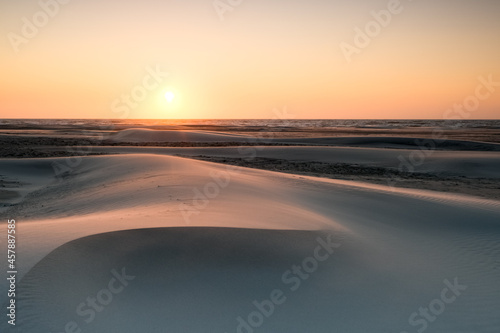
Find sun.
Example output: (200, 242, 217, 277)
(164, 91, 175, 103)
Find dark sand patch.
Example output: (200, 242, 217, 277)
(182, 155, 500, 200)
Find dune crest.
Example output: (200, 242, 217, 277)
(1, 154, 499, 332)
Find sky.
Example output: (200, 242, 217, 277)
(1, 0, 499, 119)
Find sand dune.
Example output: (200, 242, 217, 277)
(8, 222, 500, 333)
(108, 129, 500, 151)
(109, 128, 251, 142)
(11, 225, 498, 333)
(1, 154, 500, 332)
(0, 159, 58, 211)
(78, 145, 500, 179)
(4, 154, 499, 223)
(279, 136, 500, 150)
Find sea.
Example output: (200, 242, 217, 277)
(1, 119, 499, 130)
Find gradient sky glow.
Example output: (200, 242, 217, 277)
(1, 0, 499, 119)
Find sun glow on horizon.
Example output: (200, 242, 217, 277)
(164, 91, 175, 103)
(1, 1, 499, 119)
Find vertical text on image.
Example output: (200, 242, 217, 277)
(6, 219, 17, 326)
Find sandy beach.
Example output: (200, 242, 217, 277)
(1, 122, 500, 332)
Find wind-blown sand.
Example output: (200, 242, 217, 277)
(31, 144, 499, 199)
(109, 128, 252, 142)
(1, 153, 500, 332)
(83, 145, 500, 178)
(107, 129, 500, 150)
(1, 127, 500, 332)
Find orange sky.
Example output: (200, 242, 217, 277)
(1, 0, 499, 119)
